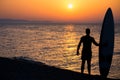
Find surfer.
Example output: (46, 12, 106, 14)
(76, 28, 99, 75)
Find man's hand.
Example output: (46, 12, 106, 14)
(100, 42, 108, 47)
(76, 51, 80, 56)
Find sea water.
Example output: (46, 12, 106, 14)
(0, 24, 120, 79)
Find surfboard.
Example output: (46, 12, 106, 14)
(99, 8, 114, 77)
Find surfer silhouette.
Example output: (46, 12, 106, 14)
(76, 28, 99, 75)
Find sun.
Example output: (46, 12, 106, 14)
(68, 4, 73, 9)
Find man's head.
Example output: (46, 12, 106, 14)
(86, 28, 90, 35)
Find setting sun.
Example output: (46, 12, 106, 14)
(0, 0, 119, 23)
(68, 4, 73, 9)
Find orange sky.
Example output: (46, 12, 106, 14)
(0, 0, 120, 23)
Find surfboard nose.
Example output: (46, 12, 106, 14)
(108, 8, 112, 11)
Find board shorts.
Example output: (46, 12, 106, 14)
(81, 50, 92, 60)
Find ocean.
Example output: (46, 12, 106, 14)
(0, 24, 120, 79)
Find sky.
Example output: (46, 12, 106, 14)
(0, 0, 120, 23)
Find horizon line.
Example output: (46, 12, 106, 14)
(0, 18, 119, 24)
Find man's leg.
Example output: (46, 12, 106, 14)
(87, 59, 91, 75)
(81, 60, 85, 74)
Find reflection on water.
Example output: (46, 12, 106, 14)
(0, 24, 120, 78)
(62, 25, 80, 70)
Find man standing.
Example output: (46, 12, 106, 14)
(76, 28, 99, 75)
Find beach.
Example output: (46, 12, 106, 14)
(0, 57, 119, 80)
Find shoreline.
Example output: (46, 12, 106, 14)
(0, 57, 119, 80)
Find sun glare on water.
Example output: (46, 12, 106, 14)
(68, 4, 73, 9)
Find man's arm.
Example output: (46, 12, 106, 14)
(92, 38, 99, 46)
(76, 39, 82, 55)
